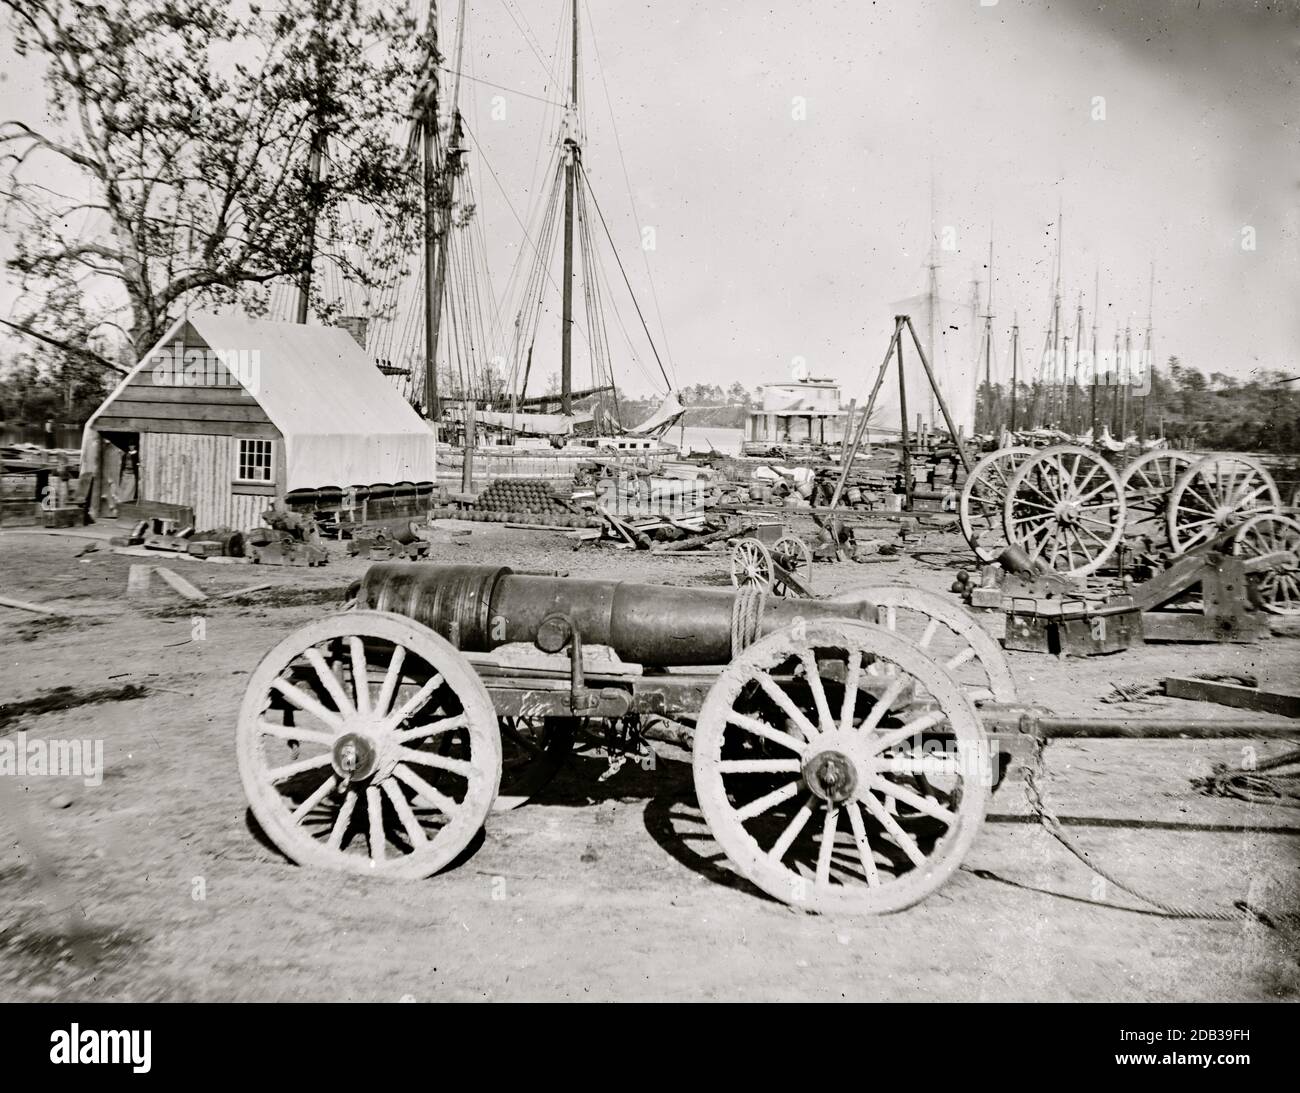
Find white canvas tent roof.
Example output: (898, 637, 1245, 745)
(85, 312, 436, 491)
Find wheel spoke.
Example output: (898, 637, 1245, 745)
(394, 712, 467, 743)
(768, 796, 814, 862)
(734, 779, 802, 821)
(389, 673, 445, 724)
(718, 758, 802, 774)
(291, 775, 337, 824)
(846, 801, 880, 887)
(875, 754, 960, 776)
(944, 645, 976, 671)
(257, 719, 334, 746)
(857, 788, 927, 868)
(393, 762, 458, 815)
(397, 747, 476, 779)
(366, 784, 385, 862)
(271, 676, 344, 730)
(349, 637, 370, 714)
(382, 780, 427, 845)
(726, 710, 805, 752)
(815, 805, 839, 888)
(839, 648, 863, 731)
(303, 649, 356, 717)
(754, 671, 821, 739)
(799, 650, 836, 733)
(327, 790, 357, 848)
(870, 708, 949, 753)
(870, 777, 957, 825)
(374, 645, 407, 717)
(858, 676, 907, 734)
(267, 751, 334, 783)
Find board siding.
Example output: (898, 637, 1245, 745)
(101, 322, 274, 431)
(139, 432, 281, 531)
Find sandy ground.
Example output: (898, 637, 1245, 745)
(1, 517, 1297, 1002)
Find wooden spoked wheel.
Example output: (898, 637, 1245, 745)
(730, 537, 774, 592)
(237, 611, 501, 878)
(495, 716, 576, 810)
(1003, 445, 1125, 576)
(692, 620, 991, 914)
(1167, 455, 1281, 554)
(772, 534, 813, 595)
(1231, 514, 1300, 616)
(1118, 450, 1196, 542)
(959, 446, 1036, 561)
(830, 586, 1017, 704)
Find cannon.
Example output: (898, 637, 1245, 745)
(235, 564, 1298, 914)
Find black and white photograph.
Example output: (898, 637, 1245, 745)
(0, 0, 1297, 1025)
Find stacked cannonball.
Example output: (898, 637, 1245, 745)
(428, 478, 601, 527)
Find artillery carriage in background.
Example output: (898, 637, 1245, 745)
(958, 445, 1300, 614)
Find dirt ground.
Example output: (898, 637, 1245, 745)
(1, 516, 1298, 1002)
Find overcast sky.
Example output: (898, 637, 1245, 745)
(2, 0, 1297, 406)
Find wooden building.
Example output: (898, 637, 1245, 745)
(80, 313, 436, 530)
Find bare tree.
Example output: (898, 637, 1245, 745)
(1, 0, 427, 375)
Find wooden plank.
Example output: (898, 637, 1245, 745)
(95, 417, 280, 439)
(154, 566, 208, 602)
(0, 595, 65, 616)
(115, 385, 261, 406)
(96, 401, 271, 424)
(1164, 677, 1300, 719)
(214, 582, 273, 599)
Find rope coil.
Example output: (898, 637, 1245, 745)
(730, 586, 766, 656)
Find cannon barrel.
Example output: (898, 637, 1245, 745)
(356, 562, 871, 666)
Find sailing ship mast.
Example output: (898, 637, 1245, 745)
(560, 0, 579, 417)
(418, 2, 442, 421)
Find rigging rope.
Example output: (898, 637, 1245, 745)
(579, 163, 673, 393)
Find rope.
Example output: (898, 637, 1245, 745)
(730, 586, 766, 657)
(1022, 739, 1281, 925)
(1193, 747, 1300, 808)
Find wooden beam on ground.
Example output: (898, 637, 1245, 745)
(214, 582, 274, 600)
(0, 595, 65, 616)
(154, 566, 208, 602)
(1164, 677, 1300, 719)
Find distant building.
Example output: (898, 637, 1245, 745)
(80, 313, 436, 530)
(744, 377, 849, 454)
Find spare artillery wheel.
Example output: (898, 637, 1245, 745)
(1231, 513, 1300, 616)
(692, 619, 990, 914)
(772, 533, 813, 595)
(1166, 454, 1281, 554)
(830, 586, 1017, 704)
(1002, 444, 1125, 577)
(1117, 450, 1196, 542)
(730, 537, 774, 592)
(959, 445, 1036, 561)
(237, 611, 501, 878)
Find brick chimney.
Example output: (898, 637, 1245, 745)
(337, 315, 369, 349)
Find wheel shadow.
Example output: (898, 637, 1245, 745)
(531, 745, 782, 905)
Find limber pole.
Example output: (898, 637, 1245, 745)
(828, 318, 903, 509)
(903, 315, 971, 474)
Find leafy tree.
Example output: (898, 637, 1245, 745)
(1, 0, 425, 374)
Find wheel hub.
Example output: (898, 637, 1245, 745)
(1054, 500, 1081, 525)
(331, 726, 398, 783)
(802, 749, 859, 804)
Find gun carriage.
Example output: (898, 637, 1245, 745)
(236, 563, 1298, 914)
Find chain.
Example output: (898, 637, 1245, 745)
(1022, 738, 1275, 925)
